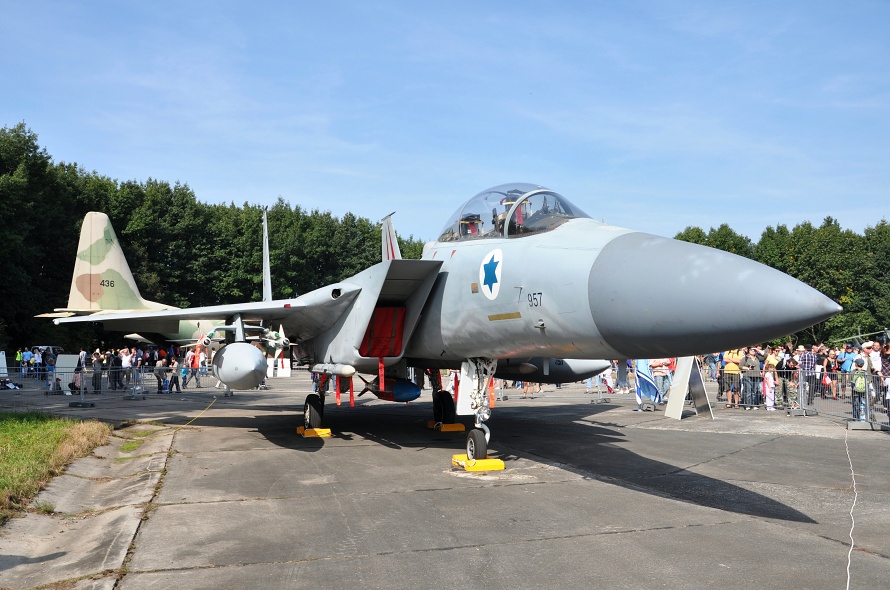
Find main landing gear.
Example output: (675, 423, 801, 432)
(304, 392, 324, 429)
(432, 390, 456, 424)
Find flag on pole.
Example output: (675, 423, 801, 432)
(635, 359, 662, 405)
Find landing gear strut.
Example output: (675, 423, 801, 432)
(459, 358, 497, 460)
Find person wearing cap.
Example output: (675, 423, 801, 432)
(837, 343, 857, 397)
(867, 341, 882, 377)
(854, 342, 880, 415)
(851, 357, 869, 421)
(866, 341, 885, 413)
(858, 341, 876, 379)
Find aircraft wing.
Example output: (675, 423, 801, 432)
(54, 282, 363, 344)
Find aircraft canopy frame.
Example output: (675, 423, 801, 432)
(437, 183, 592, 242)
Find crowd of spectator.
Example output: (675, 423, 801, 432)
(11, 344, 212, 394)
(703, 341, 890, 419)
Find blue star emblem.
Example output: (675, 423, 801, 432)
(479, 249, 503, 300)
(482, 255, 499, 291)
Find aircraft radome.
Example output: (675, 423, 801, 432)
(53, 183, 841, 460)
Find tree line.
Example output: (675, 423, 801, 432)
(0, 123, 423, 352)
(2, 122, 887, 354)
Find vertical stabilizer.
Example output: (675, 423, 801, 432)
(381, 212, 402, 261)
(63, 212, 170, 312)
(262, 209, 272, 301)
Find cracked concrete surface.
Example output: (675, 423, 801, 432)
(2, 375, 889, 589)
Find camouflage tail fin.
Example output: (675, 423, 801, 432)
(62, 212, 170, 313)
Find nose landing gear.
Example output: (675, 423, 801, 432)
(466, 424, 489, 461)
(456, 358, 499, 463)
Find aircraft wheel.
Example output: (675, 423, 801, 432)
(433, 391, 456, 424)
(466, 428, 487, 461)
(304, 393, 324, 429)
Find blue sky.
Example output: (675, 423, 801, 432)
(4, 1, 888, 242)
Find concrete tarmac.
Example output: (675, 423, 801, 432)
(1, 373, 889, 589)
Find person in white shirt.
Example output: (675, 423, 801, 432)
(120, 348, 134, 388)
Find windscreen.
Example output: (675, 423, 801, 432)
(437, 183, 590, 242)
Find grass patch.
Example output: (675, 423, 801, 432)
(0, 411, 111, 525)
(34, 500, 56, 514)
(119, 439, 144, 453)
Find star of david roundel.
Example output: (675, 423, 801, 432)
(479, 249, 503, 300)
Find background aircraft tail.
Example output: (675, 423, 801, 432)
(262, 208, 272, 301)
(58, 212, 172, 314)
(381, 212, 402, 261)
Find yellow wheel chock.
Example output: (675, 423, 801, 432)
(427, 421, 466, 432)
(297, 426, 332, 438)
(451, 453, 505, 472)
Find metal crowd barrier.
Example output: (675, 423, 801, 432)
(708, 366, 888, 426)
(8, 365, 216, 397)
(794, 369, 889, 425)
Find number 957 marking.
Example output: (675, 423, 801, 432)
(527, 292, 543, 307)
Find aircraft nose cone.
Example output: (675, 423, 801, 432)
(589, 232, 841, 358)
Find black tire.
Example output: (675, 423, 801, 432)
(304, 393, 324, 429)
(466, 428, 487, 461)
(432, 391, 456, 424)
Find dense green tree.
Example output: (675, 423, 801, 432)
(753, 225, 792, 273)
(673, 226, 708, 245)
(0, 124, 95, 348)
(707, 224, 755, 259)
(674, 224, 755, 258)
(861, 221, 890, 330)
(398, 236, 425, 260)
(204, 202, 265, 304)
(267, 199, 313, 298)
(777, 218, 865, 343)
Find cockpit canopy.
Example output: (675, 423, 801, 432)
(437, 183, 591, 242)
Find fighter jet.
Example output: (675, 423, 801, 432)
(54, 183, 841, 460)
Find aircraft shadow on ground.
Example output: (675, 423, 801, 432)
(169, 400, 469, 453)
(489, 403, 817, 524)
(179, 397, 816, 524)
(0, 551, 66, 569)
